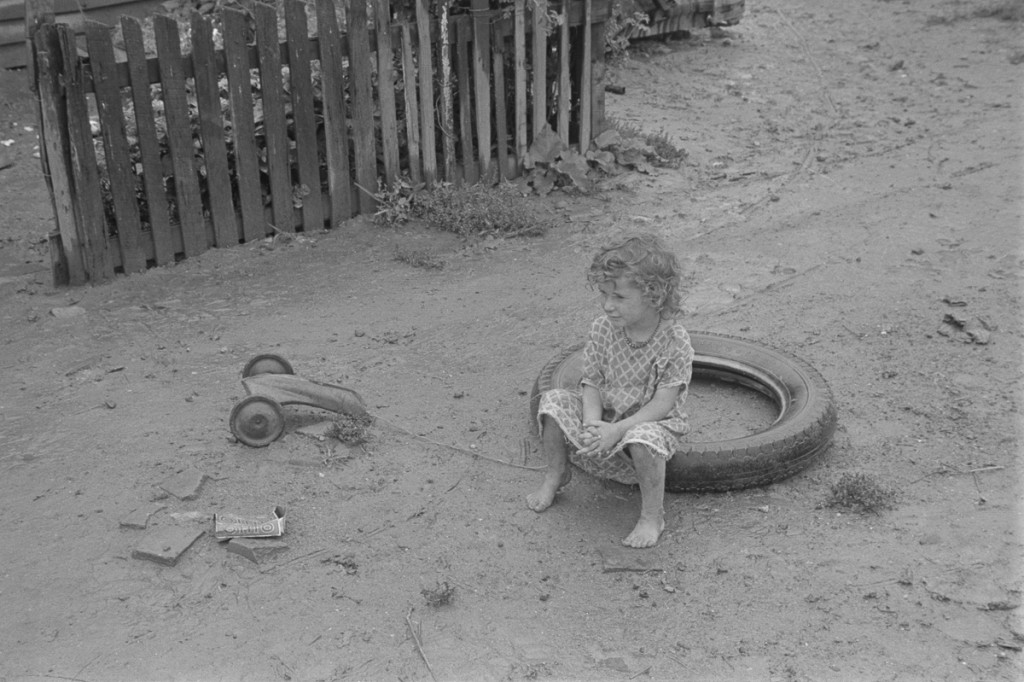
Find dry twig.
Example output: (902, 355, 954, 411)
(405, 607, 438, 682)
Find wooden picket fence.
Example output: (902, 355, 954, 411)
(30, 0, 611, 285)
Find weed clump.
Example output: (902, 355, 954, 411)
(609, 120, 688, 168)
(824, 472, 899, 514)
(328, 412, 373, 445)
(394, 248, 445, 270)
(421, 580, 456, 607)
(413, 182, 551, 238)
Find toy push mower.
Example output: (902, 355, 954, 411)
(229, 354, 369, 447)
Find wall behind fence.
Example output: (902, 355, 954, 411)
(31, 0, 610, 286)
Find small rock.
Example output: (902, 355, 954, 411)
(50, 305, 86, 318)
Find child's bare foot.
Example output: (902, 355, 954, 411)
(526, 470, 572, 512)
(622, 514, 665, 548)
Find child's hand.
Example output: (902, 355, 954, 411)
(578, 420, 623, 456)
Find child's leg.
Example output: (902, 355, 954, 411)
(526, 415, 573, 512)
(622, 444, 666, 548)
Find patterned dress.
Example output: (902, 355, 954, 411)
(537, 315, 694, 484)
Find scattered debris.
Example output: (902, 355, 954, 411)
(214, 506, 286, 540)
(322, 553, 358, 574)
(938, 310, 993, 344)
(131, 526, 204, 566)
(421, 579, 456, 607)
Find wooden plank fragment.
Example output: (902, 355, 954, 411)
(531, 1, 546, 139)
(84, 21, 146, 273)
(557, 0, 570, 145)
(222, 9, 265, 243)
(284, 0, 323, 231)
(314, 0, 353, 222)
(191, 13, 238, 248)
(514, 0, 526, 169)
(491, 19, 509, 179)
(254, 2, 293, 234)
(373, 0, 400, 187)
(414, 0, 436, 186)
(454, 16, 475, 184)
(153, 14, 206, 257)
(58, 24, 114, 280)
(398, 14, 421, 184)
(121, 16, 174, 264)
(579, 0, 592, 149)
(33, 23, 85, 283)
(347, 0, 378, 212)
(471, 0, 491, 178)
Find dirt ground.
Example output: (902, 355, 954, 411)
(0, 0, 1022, 680)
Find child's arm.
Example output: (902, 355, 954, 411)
(580, 384, 682, 455)
(581, 384, 603, 423)
(612, 384, 681, 433)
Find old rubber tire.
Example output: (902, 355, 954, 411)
(530, 331, 837, 492)
(230, 395, 286, 447)
(242, 354, 294, 378)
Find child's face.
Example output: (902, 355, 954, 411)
(597, 276, 659, 330)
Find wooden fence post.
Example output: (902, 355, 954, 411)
(531, 0, 547, 140)
(86, 21, 147, 274)
(398, 10, 422, 185)
(471, 0, 491, 178)
(191, 13, 239, 248)
(589, 8, 606, 137)
(557, 0, 569, 145)
(373, 0, 400, 187)
(514, 0, 527, 170)
(285, 0, 324, 231)
(153, 15, 206, 258)
(254, 2, 294, 235)
(59, 24, 114, 281)
(121, 16, 175, 266)
(316, 0, 354, 221)
(579, 0, 593, 149)
(348, 0, 378, 212)
(32, 21, 84, 285)
(415, 0, 437, 186)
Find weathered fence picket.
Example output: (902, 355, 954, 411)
(31, 0, 611, 286)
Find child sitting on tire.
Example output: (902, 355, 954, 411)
(527, 233, 693, 548)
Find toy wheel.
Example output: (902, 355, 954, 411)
(230, 396, 285, 447)
(242, 354, 294, 378)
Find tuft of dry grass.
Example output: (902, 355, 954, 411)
(823, 472, 899, 514)
(327, 412, 373, 445)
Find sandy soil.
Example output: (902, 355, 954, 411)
(0, 0, 1021, 680)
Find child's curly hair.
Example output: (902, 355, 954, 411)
(587, 233, 683, 318)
